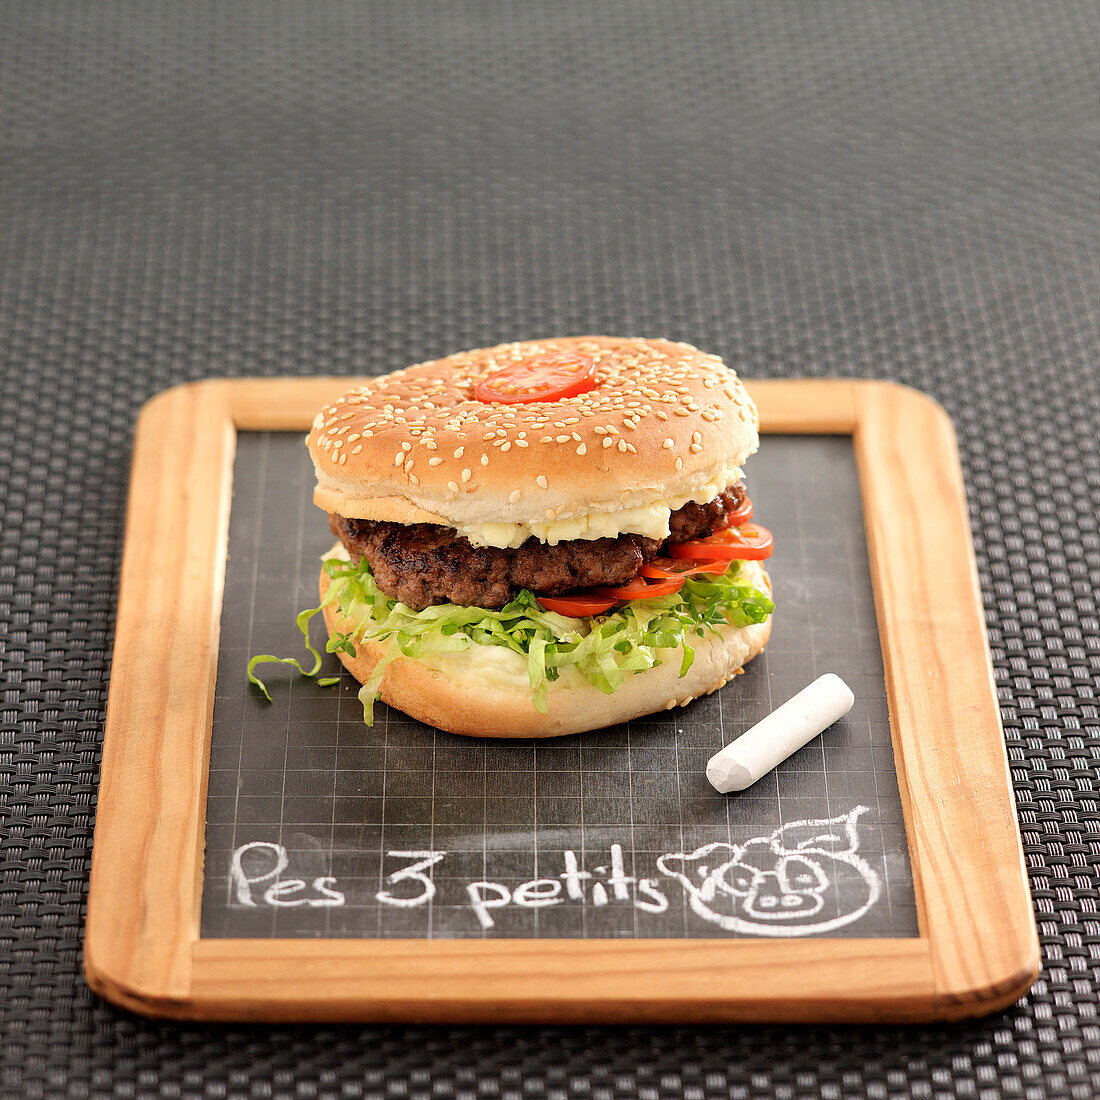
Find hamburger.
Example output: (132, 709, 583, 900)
(251, 337, 774, 737)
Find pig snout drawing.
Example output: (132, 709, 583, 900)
(656, 807, 882, 936)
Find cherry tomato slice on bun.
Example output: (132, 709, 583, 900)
(724, 494, 753, 528)
(592, 574, 686, 600)
(640, 558, 729, 580)
(475, 351, 597, 405)
(536, 593, 618, 617)
(668, 524, 774, 562)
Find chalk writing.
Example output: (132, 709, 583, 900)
(230, 841, 345, 908)
(377, 851, 447, 908)
(226, 807, 879, 935)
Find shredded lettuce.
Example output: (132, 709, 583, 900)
(248, 555, 774, 725)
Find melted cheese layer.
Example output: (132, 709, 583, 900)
(458, 468, 743, 548)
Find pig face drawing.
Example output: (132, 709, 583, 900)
(656, 807, 881, 935)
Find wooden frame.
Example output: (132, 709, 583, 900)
(84, 379, 1039, 1023)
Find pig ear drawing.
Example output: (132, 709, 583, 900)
(656, 843, 737, 883)
(770, 806, 870, 856)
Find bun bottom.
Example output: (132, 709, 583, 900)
(320, 561, 771, 738)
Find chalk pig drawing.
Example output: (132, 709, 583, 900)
(657, 806, 881, 935)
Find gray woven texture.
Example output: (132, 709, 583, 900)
(1, 1, 1097, 1097)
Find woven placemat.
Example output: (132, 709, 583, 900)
(1, 2, 1097, 1096)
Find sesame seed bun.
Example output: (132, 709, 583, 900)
(320, 558, 772, 738)
(309, 337, 758, 537)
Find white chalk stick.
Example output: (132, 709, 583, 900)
(706, 674, 855, 793)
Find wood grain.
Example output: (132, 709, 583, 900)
(853, 381, 1039, 1014)
(749, 378, 858, 433)
(84, 377, 1038, 1023)
(183, 939, 937, 1024)
(85, 380, 236, 1008)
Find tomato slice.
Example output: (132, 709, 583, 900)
(536, 593, 618, 617)
(668, 524, 774, 561)
(475, 351, 597, 405)
(589, 575, 651, 600)
(724, 494, 753, 528)
(641, 558, 729, 580)
(592, 574, 686, 600)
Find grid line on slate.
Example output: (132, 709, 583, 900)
(201, 430, 917, 940)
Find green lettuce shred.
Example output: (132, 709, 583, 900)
(248, 555, 774, 725)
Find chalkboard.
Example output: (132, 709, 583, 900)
(88, 379, 1036, 1020)
(200, 432, 917, 941)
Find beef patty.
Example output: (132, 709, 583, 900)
(331, 484, 745, 610)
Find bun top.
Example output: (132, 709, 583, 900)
(309, 337, 758, 548)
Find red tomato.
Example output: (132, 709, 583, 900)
(640, 558, 729, 580)
(475, 352, 597, 405)
(592, 575, 686, 600)
(724, 494, 753, 528)
(536, 593, 618, 617)
(668, 524, 774, 562)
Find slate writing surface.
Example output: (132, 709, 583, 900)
(201, 433, 918, 939)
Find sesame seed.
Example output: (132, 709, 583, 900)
(429, 456, 443, 466)
(536, 475, 548, 489)
(447, 481, 459, 494)
(675, 456, 683, 470)
(515, 439, 529, 448)
(602, 436, 614, 448)
(656, 410, 669, 421)
(662, 437, 675, 449)
(576, 443, 586, 455)
(556, 435, 569, 443)
(409, 474, 420, 485)
(690, 443, 703, 453)
(509, 490, 522, 504)
(351, 445, 363, 454)
(454, 447, 464, 458)
(461, 468, 472, 482)
(674, 408, 691, 417)
(481, 455, 489, 466)
(392, 452, 403, 467)
(501, 442, 511, 452)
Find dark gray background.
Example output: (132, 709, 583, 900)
(1, 1, 1097, 1097)
(202, 432, 915, 941)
